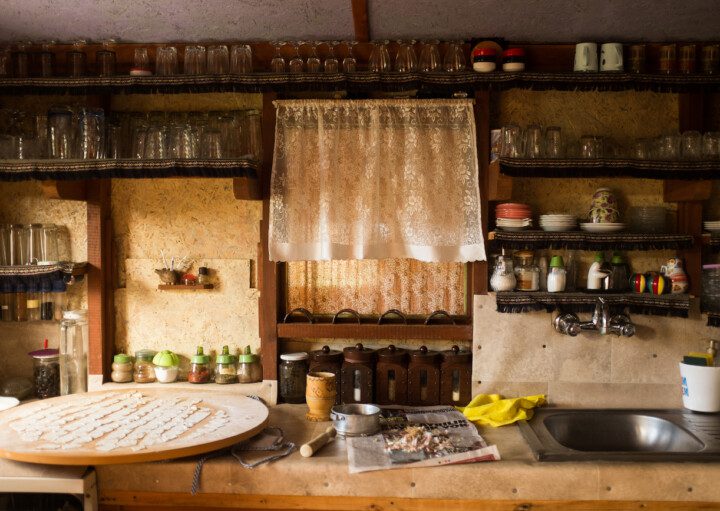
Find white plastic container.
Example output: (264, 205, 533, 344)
(679, 362, 720, 412)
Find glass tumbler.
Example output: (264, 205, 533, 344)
(702, 44, 719, 74)
(78, 108, 106, 159)
(368, 41, 391, 73)
(342, 41, 357, 73)
(0, 224, 10, 266)
(524, 124, 543, 159)
(580, 135, 604, 159)
(500, 124, 524, 158)
(96, 50, 116, 76)
(241, 110, 262, 160)
(443, 41, 466, 72)
(679, 44, 697, 74)
(106, 124, 122, 159)
(184, 45, 206, 74)
(656, 134, 681, 160)
(681, 131, 702, 160)
(419, 40, 441, 72)
(66, 43, 86, 77)
(155, 46, 178, 76)
(545, 126, 563, 158)
(659, 44, 676, 74)
(207, 45, 229, 74)
(132, 47, 151, 75)
(37, 224, 59, 265)
(394, 40, 418, 73)
(13, 43, 29, 78)
(323, 41, 339, 73)
(201, 129, 223, 158)
(144, 126, 167, 159)
(0, 47, 10, 76)
(703, 132, 720, 159)
(306, 42, 321, 73)
(230, 44, 252, 73)
(628, 44, 646, 73)
(47, 107, 75, 159)
(270, 41, 286, 73)
(9, 224, 27, 266)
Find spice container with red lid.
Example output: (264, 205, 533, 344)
(472, 47, 497, 73)
(309, 345, 343, 404)
(407, 346, 441, 406)
(440, 345, 472, 406)
(341, 343, 376, 404)
(376, 345, 408, 405)
(502, 48, 526, 72)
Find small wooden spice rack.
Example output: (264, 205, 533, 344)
(157, 284, 214, 290)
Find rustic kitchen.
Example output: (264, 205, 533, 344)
(0, 1, 719, 510)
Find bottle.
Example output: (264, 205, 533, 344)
(547, 255, 567, 293)
(26, 281, 40, 321)
(237, 345, 263, 383)
(215, 345, 238, 384)
(52, 279, 67, 321)
(188, 346, 212, 383)
(111, 353, 133, 383)
(0, 281, 13, 322)
(197, 266, 209, 285)
(59, 312, 88, 394)
(14, 282, 27, 322)
(514, 250, 540, 291)
(587, 252, 610, 291)
(133, 349, 157, 383)
(40, 279, 54, 321)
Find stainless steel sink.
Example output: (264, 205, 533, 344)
(518, 409, 720, 462)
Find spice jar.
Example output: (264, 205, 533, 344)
(40, 279, 54, 321)
(26, 281, 40, 321)
(514, 250, 540, 291)
(13, 282, 27, 322)
(279, 352, 308, 403)
(188, 346, 212, 383)
(309, 345, 342, 404)
(376, 345, 408, 405)
(29, 342, 60, 399)
(502, 48, 526, 72)
(133, 349, 157, 383)
(547, 255, 567, 293)
(215, 345, 237, 384)
(197, 266, 209, 285)
(340, 343, 376, 404)
(0, 281, 12, 322)
(237, 346, 262, 383)
(407, 346, 441, 406)
(472, 47, 497, 73)
(111, 353, 133, 383)
(440, 346, 472, 406)
(152, 350, 180, 383)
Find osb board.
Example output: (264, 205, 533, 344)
(0, 388, 268, 465)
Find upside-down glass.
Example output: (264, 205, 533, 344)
(168, 124, 199, 159)
(580, 135, 604, 159)
(368, 40, 391, 73)
(656, 134, 680, 160)
(133, 48, 151, 74)
(702, 44, 719, 74)
(144, 126, 167, 159)
(681, 131, 702, 160)
(12, 135, 39, 159)
(524, 124, 543, 159)
(545, 126, 563, 158)
(703, 132, 720, 159)
(78, 108, 105, 159)
(47, 107, 75, 159)
(443, 41, 466, 72)
(155, 46, 178, 76)
(500, 125, 524, 158)
(207, 45, 229, 74)
(289, 42, 304, 73)
(184, 45, 206, 75)
(96, 50, 116, 77)
(419, 40, 441, 72)
(106, 124, 121, 159)
(230, 44, 252, 73)
(13, 42, 29, 78)
(323, 41, 339, 73)
(270, 41, 286, 73)
(241, 110, 262, 160)
(0, 47, 10, 76)
(394, 40, 417, 73)
(202, 129, 223, 158)
(306, 42, 321, 73)
(342, 41, 357, 73)
(67, 40, 87, 77)
(0, 225, 9, 265)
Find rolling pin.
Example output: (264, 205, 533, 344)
(300, 426, 337, 457)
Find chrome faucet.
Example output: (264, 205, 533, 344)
(553, 297, 635, 337)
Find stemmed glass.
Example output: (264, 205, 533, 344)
(324, 41, 339, 73)
(419, 40, 441, 72)
(288, 42, 304, 73)
(270, 41, 286, 73)
(443, 41, 466, 72)
(342, 41, 358, 73)
(368, 40, 391, 73)
(306, 41, 321, 73)
(394, 40, 417, 73)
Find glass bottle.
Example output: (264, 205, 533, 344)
(13, 281, 27, 321)
(188, 346, 212, 383)
(133, 349, 157, 383)
(40, 279, 54, 320)
(514, 250, 540, 291)
(237, 345, 263, 383)
(59, 313, 88, 395)
(490, 251, 517, 292)
(215, 345, 238, 384)
(279, 352, 308, 403)
(26, 281, 40, 321)
(0, 281, 13, 322)
(111, 353, 133, 383)
(197, 266, 209, 285)
(52, 279, 67, 321)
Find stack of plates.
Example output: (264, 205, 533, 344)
(539, 214, 577, 232)
(580, 222, 626, 233)
(705, 220, 720, 233)
(628, 206, 667, 233)
(496, 203, 532, 231)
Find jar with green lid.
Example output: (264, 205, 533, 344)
(133, 349, 157, 383)
(188, 346, 212, 383)
(111, 353, 133, 383)
(215, 345, 237, 384)
(237, 345, 262, 383)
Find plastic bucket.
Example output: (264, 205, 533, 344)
(679, 362, 720, 412)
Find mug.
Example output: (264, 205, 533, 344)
(574, 42, 598, 72)
(600, 43, 623, 72)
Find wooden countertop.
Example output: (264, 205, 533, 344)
(96, 404, 720, 509)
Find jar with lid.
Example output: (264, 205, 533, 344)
(29, 341, 60, 399)
(40, 279, 54, 320)
(309, 345, 342, 404)
(407, 346, 441, 406)
(0, 281, 12, 322)
(340, 343, 376, 404)
(215, 345, 237, 384)
(111, 353, 133, 383)
(440, 345, 472, 406)
(502, 48, 526, 72)
(26, 281, 40, 321)
(188, 346, 212, 383)
(152, 350, 179, 383)
(490, 251, 517, 292)
(547, 255, 567, 293)
(279, 352, 308, 403)
(376, 345, 408, 405)
(197, 266, 209, 285)
(514, 250, 540, 291)
(133, 349, 157, 383)
(472, 47, 497, 73)
(237, 345, 262, 383)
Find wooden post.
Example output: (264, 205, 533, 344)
(472, 90, 491, 298)
(351, 0, 370, 43)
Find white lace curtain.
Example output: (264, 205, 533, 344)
(269, 99, 486, 263)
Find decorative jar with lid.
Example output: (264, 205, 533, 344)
(440, 345, 472, 406)
(309, 345, 343, 404)
(215, 345, 237, 384)
(340, 343, 376, 404)
(375, 345, 408, 405)
(237, 346, 263, 383)
(514, 250, 540, 291)
(407, 346, 441, 406)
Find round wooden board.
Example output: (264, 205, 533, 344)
(0, 388, 269, 465)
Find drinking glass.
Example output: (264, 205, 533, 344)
(133, 48, 151, 74)
(524, 124, 543, 159)
(13, 42, 29, 78)
(171, 125, 199, 159)
(703, 132, 720, 159)
(67, 40, 87, 77)
(0, 225, 9, 265)
(207, 45, 229, 74)
(394, 40, 417, 73)
(230, 44, 252, 73)
(10, 224, 28, 265)
(659, 44, 676, 74)
(545, 126, 563, 158)
(201, 129, 223, 158)
(106, 124, 122, 159)
(96, 39, 117, 76)
(500, 124, 524, 158)
(0, 47, 10, 76)
(632, 139, 652, 160)
(579, 135, 604, 159)
(12, 135, 39, 159)
(270, 41, 286, 73)
(655, 134, 680, 160)
(241, 110, 262, 159)
(47, 107, 75, 159)
(681, 130, 702, 160)
(342, 41, 357, 73)
(702, 44, 719, 74)
(78, 108, 105, 159)
(217, 114, 238, 157)
(155, 46, 178, 76)
(37, 224, 59, 265)
(419, 40, 441, 72)
(368, 40, 390, 73)
(144, 126, 167, 159)
(628, 44, 646, 74)
(679, 44, 697, 74)
(323, 41, 339, 73)
(443, 41, 466, 72)
(289, 42, 304, 73)
(183, 45, 206, 75)
(306, 42, 321, 73)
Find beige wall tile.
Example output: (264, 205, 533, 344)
(547, 382, 681, 408)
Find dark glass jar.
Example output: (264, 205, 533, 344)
(340, 343, 376, 404)
(472, 47, 497, 73)
(29, 347, 60, 399)
(279, 352, 308, 403)
(440, 345, 472, 406)
(309, 345, 343, 404)
(376, 345, 408, 405)
(407, 346, 441, 406)
(502, 48, 526, 72)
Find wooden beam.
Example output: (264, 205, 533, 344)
(487, 160, 513, 201)
(232, 176, 261, 200)
(473, 90, 491, 296)
(350, 0, 370, 43)
(41, 180, 87, 201)
(663, 180, 712, 202)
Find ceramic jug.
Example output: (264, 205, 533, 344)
(661, 258, 690, 294)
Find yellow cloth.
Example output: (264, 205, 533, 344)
(457, 394, 547, 427)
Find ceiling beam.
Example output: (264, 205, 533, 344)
(351, 0, 370, 42)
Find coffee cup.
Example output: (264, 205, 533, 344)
(574, 42, 598, 72)
(600, 43, 623, 72)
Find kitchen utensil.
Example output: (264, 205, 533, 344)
(330, 403, 381, 437)
(300, 426, 336, 457)
(305, 371, 336, 422)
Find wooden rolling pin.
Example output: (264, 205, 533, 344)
(300, 426, 337, 457)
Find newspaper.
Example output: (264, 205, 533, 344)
(346, 405, 500, 473)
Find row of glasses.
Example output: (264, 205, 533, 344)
(500, 124, 564, 159)
(368, 40, 465, 73)
(271, 41, 352, 73)
(634, 131, 720, 160)
(155, 44, 252, 75)
(0, 223, 61, 266)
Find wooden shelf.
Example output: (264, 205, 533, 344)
(0, 262, 87, 278)
(277, 322, 472, 341)
(158, 284, 214, 290)
(499, 157, 720, 180)
(489, 230, 693, 251)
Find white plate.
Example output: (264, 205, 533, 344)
(580, 223, 626, 233)
(0, 397, 20, 411)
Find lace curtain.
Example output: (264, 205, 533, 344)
(269, 99, 486, 263)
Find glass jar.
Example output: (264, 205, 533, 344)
(215, 345, 237, 384)
(0, 281, 12, 322)
(111, 353, 133, 383)
(133, 349, 157, 383)
(702, 264, 720, 312)
(197, 266, 209, 285)
(279, 352, 308, 403)
(29, 346, 60, 399)
(188, 346, 212, 383)
(13, 282, 27, 321)
(472, 47, 496, 73)
(26, 282, 40, 321)
(59, 313, 88, 395)
(502, 48, 526, 72)
(514, 250, 540, 291)
(490, 252, 517, 292)
(237, 345, 262, 383)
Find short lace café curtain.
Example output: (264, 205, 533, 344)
(269, 99, 486, 263)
